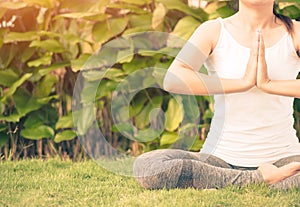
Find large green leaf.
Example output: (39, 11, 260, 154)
(73, 104, 95, 136)
(21, 125, 54, 140)
(1, 73, 32, 103)
(23, 105, 58, 128)
(0, 69, 19, 87)
(122, 58, 148, 74)
(55, 13, 109, 21)
(0, 113, 23, 122)
(116, 40, 134, 63)
(152, 3, 168, 29)
(123, 26, 152, 35)
(135, 128, 162, 142)
(37, 95, 58, 105)
(92, 18, 128, 44)
(3, 32, 38, 43)
(157, 0, 208, 21)
(24, 115, 43, 129)
(104, 68, 125, 81)
(82, 47, 119, 71)
(71, 54, 91, 72)
(21, 47, 36, 63)
(278, 1, 300, 8)
(160, 132, 178, 146)
(12, 88, 57, 118)
(134, 95, 162, 129)
(107, 3, 148, 14)
(27, 53, 52, 67)
(81, 80, 101, 104)
(62, 33, 87, 45)
(82, 69, 106, 82)
(13, 88, 42, 116)
(203, 109, 213, 121)
(282, 5, 300, 18)
(0, 44, 19, 68)
(37, 62, 70, 77)
(34, 74, 58, 98)
(165, 97, 184, 131)
(54, 130, 77, 143)
(129, 14, 152, 28)
(181, 96, 200, 122)
(55, 114, 74, 130)
(189, 138, 204, 151)
(29, 39, 65, 53)
(172, 16, 201, 40)
(37, 31, 61, 39)
(95, 80, 118, 99)
(216, 5, 236, 18)
(129, 91, 149, 117)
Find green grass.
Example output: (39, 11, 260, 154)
(0, 159, 300, 207)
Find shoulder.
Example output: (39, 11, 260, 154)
(194, 18, 222, 40)
(197, 18, 222, 31)
(292, 20, 300, 53)
(190, 18, 222, 54)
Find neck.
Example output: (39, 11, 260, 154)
(237, 2, 275, 30)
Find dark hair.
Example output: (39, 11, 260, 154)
(273, 2, 294, 34)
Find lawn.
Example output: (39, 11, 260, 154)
(1, 159, 300, 207)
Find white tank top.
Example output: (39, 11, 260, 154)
(201, 18, 300, 167)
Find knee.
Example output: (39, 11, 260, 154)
(133, 152, 160, 189)
(132, 149, 183, 190)
(133, 149, 179, 178)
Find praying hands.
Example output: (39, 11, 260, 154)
(248, 30, 300, 98)
(164, 23, 300, 98)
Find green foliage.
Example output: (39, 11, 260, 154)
(0, 0, 300, 159)
(165, 97, 184, 132)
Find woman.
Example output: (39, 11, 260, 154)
(133, 0, 300, 190)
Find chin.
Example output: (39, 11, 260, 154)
(240, 0, 274, 6)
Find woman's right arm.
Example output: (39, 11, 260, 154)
(163, 20, 259, 95)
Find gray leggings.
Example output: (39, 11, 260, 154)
(133, 149, 300, 190)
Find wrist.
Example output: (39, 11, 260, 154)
(257, 79, 271, 91)
(241, 76, 256, 90)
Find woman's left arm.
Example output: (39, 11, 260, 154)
(257, 30, 300, 99)
(258, 79, 300, 98)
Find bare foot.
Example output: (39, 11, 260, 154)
(258, 162, 300, 184)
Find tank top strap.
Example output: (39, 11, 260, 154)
(286, 33, 300, 59)
(209, 17, 231, 56)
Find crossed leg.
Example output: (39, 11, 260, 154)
(133, 149, 300, 190)
(133, 149, 263, 189)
